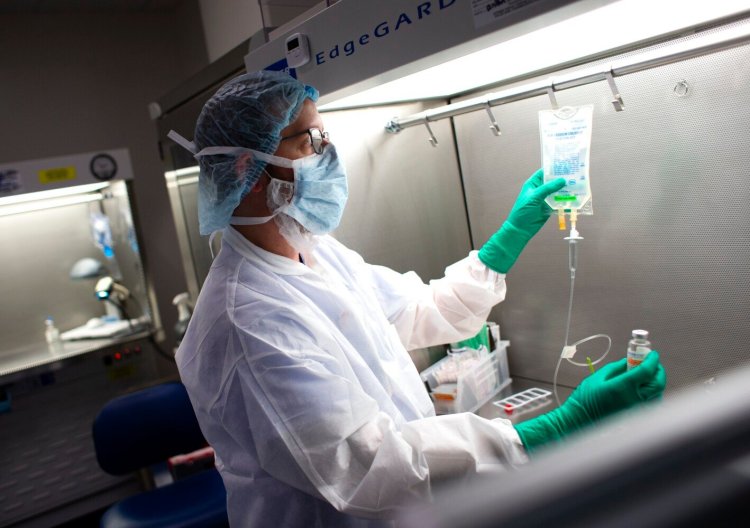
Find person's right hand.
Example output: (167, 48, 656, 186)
(514, 351, 666, 453)
(478, 169, 565, 274)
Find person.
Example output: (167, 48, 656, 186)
(172, 70, 666, 527)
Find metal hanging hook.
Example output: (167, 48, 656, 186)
(485, 103, 502, 136)
(423, 118, 438, 147)
(546, 84, 559, 109)
(605, 71, 625, 111)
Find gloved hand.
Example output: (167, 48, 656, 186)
(515, 351, 667, 453)
(478, 169, 566, 273)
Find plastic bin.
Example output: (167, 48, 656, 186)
(421, 340, 511, 414)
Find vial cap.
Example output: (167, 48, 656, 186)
(632, 329, 649, 339)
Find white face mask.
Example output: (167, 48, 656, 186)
(228, 172, 317, 253)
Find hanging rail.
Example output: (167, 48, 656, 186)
(384, 22, 750, 141)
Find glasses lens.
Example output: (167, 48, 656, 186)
(309, 128, 328, 154)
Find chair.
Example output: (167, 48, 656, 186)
(92, 382, 228, 528)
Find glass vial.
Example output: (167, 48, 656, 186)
(45, 316, 62, 352)
(627, 329, 651, 370)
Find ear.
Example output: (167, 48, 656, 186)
(250, 176, 265, 193)
(235, 153, 265, 194)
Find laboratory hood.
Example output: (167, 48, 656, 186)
(0, 148, 175, 528)
(146, 1, 750, 524)
(0, 148, 159, 381)
(156, 0, 750, 400)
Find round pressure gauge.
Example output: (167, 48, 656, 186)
(90, 154, 118, 181)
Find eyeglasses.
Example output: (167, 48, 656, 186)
(280, 127, 330, 155)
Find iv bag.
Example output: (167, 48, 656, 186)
(539, 105, 594, 214)
(90, 211, 115, 259)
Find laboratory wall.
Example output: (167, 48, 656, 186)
(197, 0, 329, 63)
(0, 4, 208, 354)
(452, 22, 750, 391)
(198, 0, 263, 62)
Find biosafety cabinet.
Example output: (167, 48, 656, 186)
(159, 0, 750, 393)
(0, 150, 167, 527)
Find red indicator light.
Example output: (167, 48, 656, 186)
(114, 352, 122, 361)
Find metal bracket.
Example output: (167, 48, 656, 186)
(385, 119, 401, 134)
(423, 118, 438, 147)
(547, 83, 559, 109)
(605, 71, 625, 111)
(485, 103, 502, 136)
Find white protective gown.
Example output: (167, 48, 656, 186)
(177, 226, 528, 527)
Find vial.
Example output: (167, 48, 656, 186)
(627, 329, 651, 370)
(45, 316, 63, 353)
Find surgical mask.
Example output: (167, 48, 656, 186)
(196, 143, 348, 235)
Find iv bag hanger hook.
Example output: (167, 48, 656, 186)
(422, 117, 438, 147)
(605, 70, 625, 111)
(485, 102, 502, 136)
(547, 80, 559, 110)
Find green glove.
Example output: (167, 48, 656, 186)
(515, 351, 667, 453)
(451, 323, 490, 352)
(478, 169, 566, 273)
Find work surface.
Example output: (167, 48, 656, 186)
(475, 377, 573, 424)
(0, 330, 151, 384)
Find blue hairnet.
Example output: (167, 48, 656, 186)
(193, 70, 319, 235)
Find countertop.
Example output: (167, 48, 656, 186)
(0, 330, 152, 383)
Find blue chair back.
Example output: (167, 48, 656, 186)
(93, 382, 207, 475)
(92, 382, 228, 527)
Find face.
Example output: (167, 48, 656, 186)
(267, 99, 327, 182)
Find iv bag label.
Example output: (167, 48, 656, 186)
(472, 0, 545, 29)
(38, 166, 76, 184)
(539, 105, 594, 212)
(627, 346, 651, 370)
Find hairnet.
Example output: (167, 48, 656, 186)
(193, 70, 319, 235)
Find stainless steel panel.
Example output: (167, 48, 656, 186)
(0, 338, 160, 528)
(1, 204, 105, 353)
(170, 173, 214, 294)
(165, 171, 203, 302)
(453, 37, 750, 391)
(325, 101, 472, 281)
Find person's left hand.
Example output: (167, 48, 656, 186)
(478, 169, 565, 273)
(566, 351, 667, 421)
(514, 351, 667, 453)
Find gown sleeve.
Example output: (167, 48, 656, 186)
(224, 311, 527, 520)
(363, 251, 507, 350)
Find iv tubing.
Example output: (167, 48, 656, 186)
(553, 222, 612, 406)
